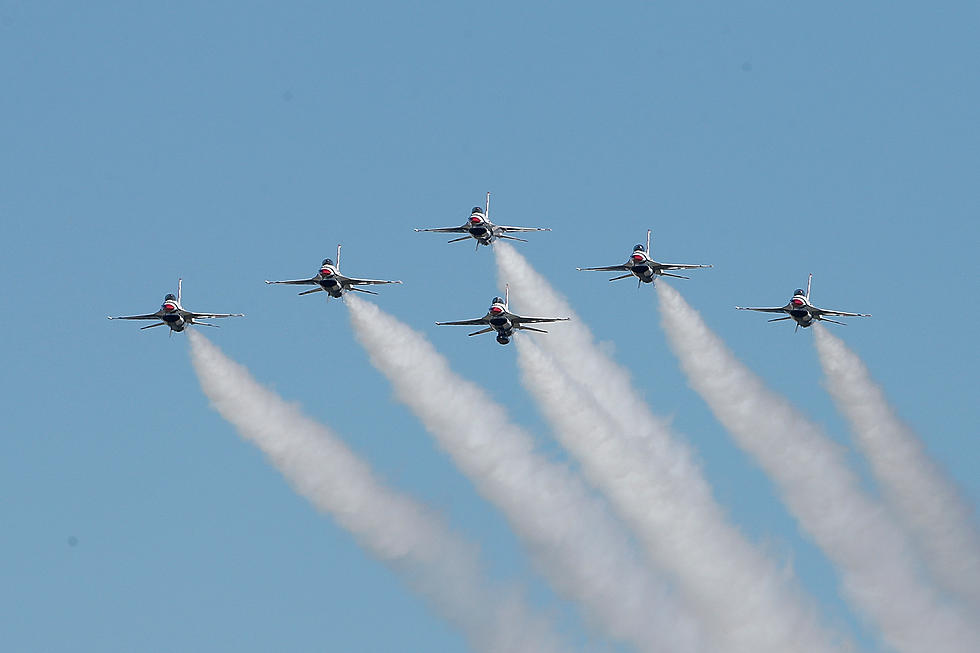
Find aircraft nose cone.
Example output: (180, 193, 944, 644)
(320, 269, 333, 276)
(490, 306, 503, 314)
(632, 254, 644, 262)
(470, 217, 481, 223)
(163, 303, 176, 311)
(791, 298, 804, 307)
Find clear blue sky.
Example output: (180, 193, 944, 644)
(2, 2, 976, 651)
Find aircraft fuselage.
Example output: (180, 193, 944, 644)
(625, 255, 657, 282)
(162, 312, 187, 331)
(466, 224, 494, 245)
(488, 307, 514, 344)
(787, 296, 814, 327)
(318, 277, 345, 298)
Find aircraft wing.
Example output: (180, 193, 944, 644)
(658, 263, 713, 270)
(415, 226, 468, 234)
(734, 306, 788, 313)
(577, 264, 630, 272)
(187, 311, 244, 319)
(496, 225, 551, 233)
(435, 317, 488, 326)
(107, 311, 163, 321)
(265, 277, 318, 285)
(346, 277, 403, 286)
(812, 307, 871, 318)
(513, 315, 570, 325)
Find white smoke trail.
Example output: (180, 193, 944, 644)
(344, 295, 706, 653)
(494, 244, 846, 653)
(657, 283, 980, 653)
(514, 337, 844, 653)
(187, 331, 567, 653)
(813, 326, 980, 610)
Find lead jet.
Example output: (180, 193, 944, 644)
(265, 244, 402, 298)
(415, 192, 550, 251)
(436, 285, 569, 345)
(736, 274, 871, 331)
(107, 279, 243, 332)
(576, 230, 712, 287)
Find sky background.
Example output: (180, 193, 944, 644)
(2, 2, 977, 651)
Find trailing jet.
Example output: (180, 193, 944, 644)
(107, 279, 243, 332)
(577, 230, 712, 286)
(736, 274, 871, 331)
(436, 285, 569, 345)
(415, 192, 550, 250)
(265, 244, 402, 298)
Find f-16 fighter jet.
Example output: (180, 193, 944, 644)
(736, 274, 870, 331)
(265, 244, 402, 298)
(415, 192, 550, 251)
(577, 230, 712, 287)
(108, 279, 243, 332)
(436, 285, 569, 345)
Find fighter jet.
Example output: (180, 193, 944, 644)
(736, 274, 871, 331)
(436, 285, 569, 345)
(265, 244, 402, 298)
(576, 230, 712, 287)
(415, 192, 550, 250)
(107, 279, 243, 332)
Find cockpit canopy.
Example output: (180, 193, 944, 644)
(491, 297, 505, 305)
(633, 244, 645, 252)
(165, 293, 177, 301)
(794, 289, 806, 296)
(321, 258, 334, 266)
(470, 207, 484, 215)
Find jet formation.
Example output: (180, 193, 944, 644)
(109, 193, 870, 341)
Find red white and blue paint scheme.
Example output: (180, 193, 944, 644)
(576, 230, 712, 287)
(107, 279, 244, 332)
(415, 192, 551, 251)
(436, 284, 569, 345)
(736, 273, 871, 331)
(265, 244, 402, 299)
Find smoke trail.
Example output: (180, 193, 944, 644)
(495, 244, 845, 653)
(345, 295, 705, 653)
(187, 331, 567, 653)
(813, 327, 980, 610)
(657, 283, 980, 653)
